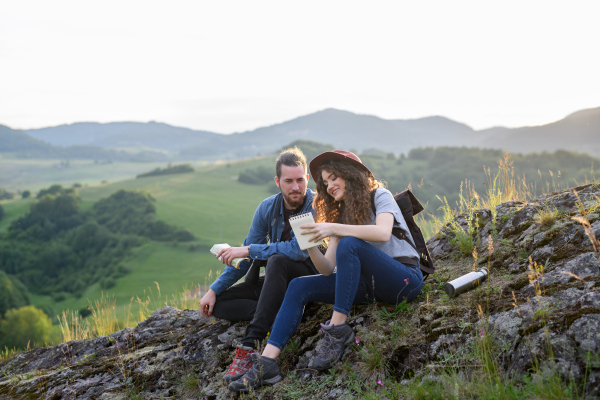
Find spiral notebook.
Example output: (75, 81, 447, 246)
(289, 213, 323, 250)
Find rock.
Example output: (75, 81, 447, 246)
(1, 185, 599, 399)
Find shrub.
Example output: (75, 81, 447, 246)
(21, 190, 31, 199)
(0, 305, 55, 349)
(238, 166, 274, 185)
(0, 188, 14, 200)
(36, 184, 75, 199)
(0, 271, 30, 316)
(136, 163, 194, 178)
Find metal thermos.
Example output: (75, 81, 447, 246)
(444, 268, 489, 298)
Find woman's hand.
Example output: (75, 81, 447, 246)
(300, 223, 338, 242)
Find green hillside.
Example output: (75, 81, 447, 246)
(2, 146, 598, 327)
(8, 157, 277, 322)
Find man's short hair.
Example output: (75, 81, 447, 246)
(275, 147, 308, 178)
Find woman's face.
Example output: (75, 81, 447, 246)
(321, 170, 346, 201)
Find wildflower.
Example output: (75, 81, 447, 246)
(355, 336, 361, 344)
(377, 380, 383, 386)
(404, 278, 409, 284)
(480, 330, 484, 336)
(357, 362, 361, 366)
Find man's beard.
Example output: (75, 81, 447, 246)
(282, 189, 305, 209)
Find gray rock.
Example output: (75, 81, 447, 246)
(567, 314, 600, 358)
(535, 252, 600, 287)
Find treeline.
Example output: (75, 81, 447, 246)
(136, 163, 194, 178)
(237, 143, 599, 215)
(238, 140, 335, 187)
(366, 147, 598, 214)
(0, 186, 195, 304)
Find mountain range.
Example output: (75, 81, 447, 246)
(2, 106, 598, 160)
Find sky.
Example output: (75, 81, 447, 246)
(1, 1, 599, 134)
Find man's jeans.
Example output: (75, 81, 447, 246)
(212, 254, 316, 349)
(267, 237, 424, 350)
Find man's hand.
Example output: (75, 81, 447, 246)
(216, 246, 250, 266)
(199, 289, 217, 318)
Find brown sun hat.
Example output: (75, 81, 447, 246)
(309, 150, 373, 183)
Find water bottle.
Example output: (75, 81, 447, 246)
(444, 267, 489, 298)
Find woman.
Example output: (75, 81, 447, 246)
(229, 150, 423, 392)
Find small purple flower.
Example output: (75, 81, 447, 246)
(355, 336, 361, 344)
(404, 278, 409, 284)
(377, 380, 383, 386)
(480, 330, 484, 336)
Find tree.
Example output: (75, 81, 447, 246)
(0, 305, 55, 349)
(22, 190, 31, 199)
(0, 271, 30, 316)
(0, 204, 4, 221)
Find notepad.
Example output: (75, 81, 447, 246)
(289, 213, 324, 250)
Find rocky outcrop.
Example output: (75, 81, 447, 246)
(1, 184, 599, 399)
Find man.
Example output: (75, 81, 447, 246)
(199, 147, 317, 384)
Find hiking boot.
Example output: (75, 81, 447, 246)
(222, 344, 256, 384)
(228, 353, 283, 392)
(312, 322, 355, 371)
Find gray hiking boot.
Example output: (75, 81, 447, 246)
(228, 353, 283, 392)
(312, 322, 355, 371)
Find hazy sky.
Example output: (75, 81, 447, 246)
(1, 1, 599, 133)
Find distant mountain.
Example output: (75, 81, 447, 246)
(476, 107, 600, 156)
(0, 124, 164, 161)
(182, 109, 481, 158)
(9, 105, 600, 160)
(0, 124, 54, 153)
(26, 121, 220, 152)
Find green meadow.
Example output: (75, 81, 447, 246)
(2, 156, 279, 323)
(0, 155, 213, 192)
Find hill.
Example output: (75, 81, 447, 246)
(2, 145, 598, 324)
(0, 124, 164, 161)
(0, 156, 277, 322)
(478, 107, 600, 156)
(26, 121, 222, 153)
(18, 105, 600, 159)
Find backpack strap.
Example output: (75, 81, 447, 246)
(370, 189, 418, 252)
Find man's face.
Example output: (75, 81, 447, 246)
(275, 165, 309, 209)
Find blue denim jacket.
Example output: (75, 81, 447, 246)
(210, 189, 316, 295)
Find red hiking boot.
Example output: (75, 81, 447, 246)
(223, 344, 256, 384)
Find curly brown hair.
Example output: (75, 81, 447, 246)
(313, 160, 385, 225)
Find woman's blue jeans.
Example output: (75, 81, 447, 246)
(267, 236, 423, 350)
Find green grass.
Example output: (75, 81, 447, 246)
(11, 157, 278, 323)
(0, 155, 213, 192)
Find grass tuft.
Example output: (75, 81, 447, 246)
(534, 205, 561, 227)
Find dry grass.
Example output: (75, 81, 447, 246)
(58, 282, 203, 344)
(534, 205, 561, 227)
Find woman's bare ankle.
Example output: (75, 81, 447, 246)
(330, 311, 348, 325)
(262, 344, 281, 359)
